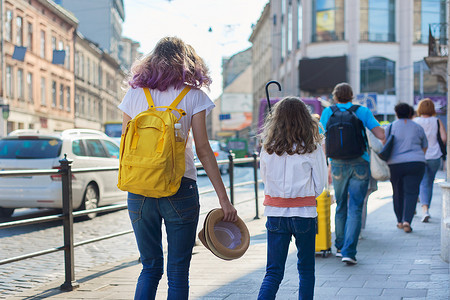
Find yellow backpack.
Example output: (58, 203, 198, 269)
(118, 86, 191, 198)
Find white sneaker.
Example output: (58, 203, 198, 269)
(421, 213, 430, 223)
(342, 257, 357, 265)
(335, 250, 342, 257)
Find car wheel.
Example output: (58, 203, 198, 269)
(0, 207, 15, 218)
(80, 184, 99, 220)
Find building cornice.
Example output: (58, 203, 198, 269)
(35, 0, 78, 27)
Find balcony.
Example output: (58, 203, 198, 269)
(425, 23, 448, 83)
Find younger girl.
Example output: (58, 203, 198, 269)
(258, 97, 327, 300)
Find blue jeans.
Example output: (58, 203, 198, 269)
(419, 158, 441, 207)
(258, 217, 316, 300)
(127, 177, 200, 300)
(389, 162, 425, 224)
(331, 158, 370, 259)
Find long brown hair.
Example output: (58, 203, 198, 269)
(260, 97, 323, 155)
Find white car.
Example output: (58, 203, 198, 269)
(193, 140, 229, 175)
(0, 129, 125, 218)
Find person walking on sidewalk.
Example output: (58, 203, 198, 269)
(387, 103, 427, 233)
(413, 98, 447, 223)
(320, 83, 385, 265)
(118, 36, 237, 300)
(258, 97, 327, 300)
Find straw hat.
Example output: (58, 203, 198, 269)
(198, 208, 250, 260)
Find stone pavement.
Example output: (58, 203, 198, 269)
(5, 174, 450, 300)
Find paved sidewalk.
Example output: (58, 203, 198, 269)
(5, 176, 450, 300)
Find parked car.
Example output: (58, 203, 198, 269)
(193, 140, 229, 175)
(0, 129, 125, 219)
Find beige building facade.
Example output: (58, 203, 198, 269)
(1, 0, 78, 135)
(249, 2, 272, 134)
(73, 33, 124, 130)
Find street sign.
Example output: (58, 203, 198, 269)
(219, 114, 231, 120)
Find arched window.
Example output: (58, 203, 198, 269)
(360, 57, 395, 94)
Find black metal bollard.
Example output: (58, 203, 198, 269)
(59, 154, 79, 291)
(228, 151, 235, 205)
(253, 152, 260, 219)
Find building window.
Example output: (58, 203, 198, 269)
(360, 57, 395, 94)
(414, 0, 446, 44)
(52, 81, 57, 107)
(74, 51, 79, 75)
(81, 95, 85, 115)
(75, 94, 79, 116)
(41, 78, 46, 106)
(287, 0, 293, 53)
(17, 69, 24, 100)
(27, 22, 33, 51)
(59, 84, 64, 110)
(27, 73, 33, 103)
(5, 10, 12, 42)
(99, 100, 103, 121)
(414, 60, 446, 97)
(281, 0, 286, 60)
(312, 0, 345, 42)
(16, 17, 23, 46)
(6, 66, 13, 98)
(360, 0, 395, 42)
(40, 30, 46, 58)
(66, 87, 71, 112)
(98, 65, 103, 87)
(87, 58, 91, 82)
(80, 54, 84, 78)
(52, 36, 56, 50)
(65, 45, 70, 69)
(297, 0, 303, 48)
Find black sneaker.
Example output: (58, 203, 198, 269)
(342, 257, 357, 265)
(335, 250, 342, 257)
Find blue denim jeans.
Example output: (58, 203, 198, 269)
(258, 217, 316, 300)
(127, 177, 200, 300)
(419, 158, 441, 207)
(331, 157, 370, 259)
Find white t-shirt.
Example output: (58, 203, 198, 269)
(118, 86, 215, 181)
(414, 116, 442, 160)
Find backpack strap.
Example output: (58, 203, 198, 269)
(348, 104, 369, 151)
(143, 87, 190, 121)
(348, 105, 360, 113)
(330, 105, 339, 114)
(169, 86, 191, 110)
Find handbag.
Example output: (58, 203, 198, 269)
(370, 148, 390, 181)
(437, 119, 447, 161)
(366, 129, 390, 181)
(378, 124, 394, 162)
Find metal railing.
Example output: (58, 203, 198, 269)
(0, 151, 261, 291)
